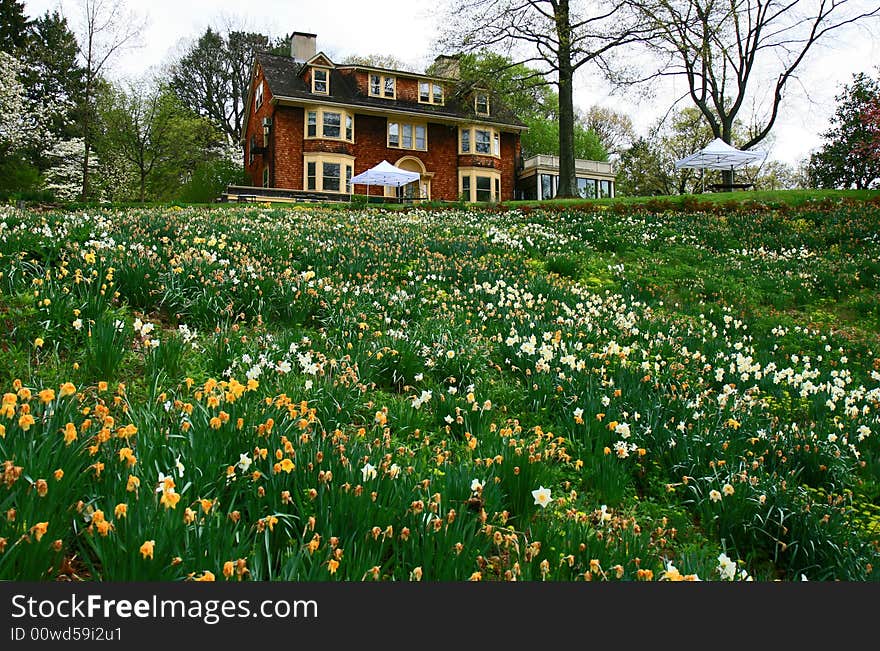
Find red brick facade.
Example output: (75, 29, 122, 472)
(243, 59, 523, 202)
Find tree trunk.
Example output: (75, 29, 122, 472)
(81, 79, 91, 202)
(555, 0, 577, 198)
(721, 168, 734, 190)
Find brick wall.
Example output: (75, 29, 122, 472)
(500, 132, 520, 202)
(272, 106, 304, 189)
(243, 64, 274, 186)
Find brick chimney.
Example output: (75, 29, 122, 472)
(291, 32, 317, 62)
(431, 54, 460, 79)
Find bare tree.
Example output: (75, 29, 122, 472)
(583, 105, 635, 156)
(67, 0, 145, 200)
(436, 0, 648, 197)
(621, 0, 880, 185)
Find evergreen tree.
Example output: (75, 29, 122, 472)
(0, 0, 29, 54)
(21, 11, 85, 143)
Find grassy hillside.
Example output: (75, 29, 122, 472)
(0, 197, 878, 581)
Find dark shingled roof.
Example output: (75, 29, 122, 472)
(254, 51, 527, 130)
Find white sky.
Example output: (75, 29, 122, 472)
(23, 0, 880, 167)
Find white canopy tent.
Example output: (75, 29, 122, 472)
(674, 138, 768, 191)
(350, 160, 421, 200)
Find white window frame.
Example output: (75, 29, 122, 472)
(304, 106, 355, 143)
(459, 126, 501, 158)
(475, 92, 489, 116)
(387, 120, 428, 151)
(303, 153, 355, 194)
(418, 80, 444, 105)
(369, 73, 396, 99)
(255, 80, 264, 110)
(311, 67, 330, 95)
(458, 167, 501, 203)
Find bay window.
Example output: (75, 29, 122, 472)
(459, 126, 501, 157)
(304, 107, 354, 142)
(458, 167, 501, 202)
(303, 154, 355, 194)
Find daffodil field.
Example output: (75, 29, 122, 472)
(1, 198, 879, 582)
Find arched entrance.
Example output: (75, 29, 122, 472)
(387, 156, 432, 201)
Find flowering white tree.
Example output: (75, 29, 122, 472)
(0, 51, 45, 156)
(42, 137, 101, 201)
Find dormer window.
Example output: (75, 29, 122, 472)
(312, 67, 329, 94)
(475, 92, 489, 115)
(369, 74, 396, 99)
(419, 81, 444, 105)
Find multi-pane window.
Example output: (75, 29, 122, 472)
(418, 81, 444, 105)
(475, 92, 489, 115)
(369, 74, 396, 99)
(387, 121, 427, 150)
(303, 155, 355, 194)
(323, 162, 340, 192)
(459, 126, 501, 157)
(475, 129, 491, 154)
(323, 112, 341, 138)
(475, 175, 491, 202)
(459, 168, 501, 202)
(305, 108, 353, 142)
(262, 166, 269, 188)
(312, 68, 329, 94)
(577, 178, 597, 199)
(255, 81, 264, 110)
(388, 122, 399, 147)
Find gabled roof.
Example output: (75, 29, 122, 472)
(252, 51, 527, 131)
(305, 52, 334, 68)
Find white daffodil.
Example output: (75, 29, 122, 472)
(717, 553, 737, 580)
(470, 478, 484, 492)
(361, 462, 377, 481)
(238, 453, 252, 472)
(532, 486, 552, 508)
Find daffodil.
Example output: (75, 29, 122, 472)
(531, 486, 552, 508)
(361, 462, 377, 481)
(140, 540, 155, 560)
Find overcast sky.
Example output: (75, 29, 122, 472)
(23, 0, 880, 166)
